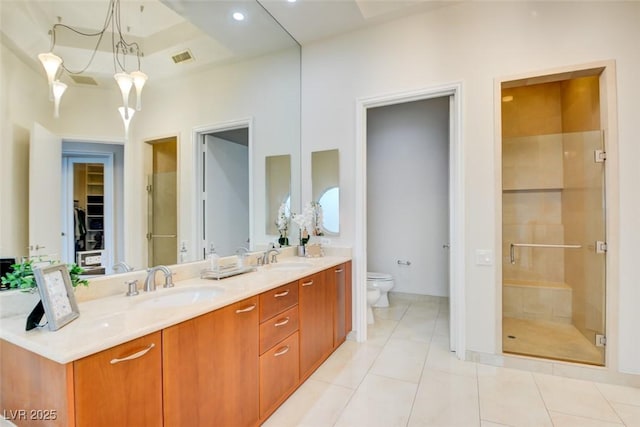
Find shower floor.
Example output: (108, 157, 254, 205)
(503, 317, 604, 366)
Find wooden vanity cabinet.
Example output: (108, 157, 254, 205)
(74, 332, 162, 427)
(258, 282, 300, 420)
(162, 296, 259, 427)
(0, 261, 354, 427)
(328, 262, 352, 347)
(298, 271, 334, 380)
(1, 332, 163, 427)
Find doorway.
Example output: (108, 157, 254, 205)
(147, 137, 178, 266)
(500, 70, 607, 365)
(356, 83, 464, 356)
(194, 120, 252, 260)
(60, 142, 124, 274)
(366, 97, 450, 297)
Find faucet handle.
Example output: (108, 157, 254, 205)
(270, 253, 279, 264)
(126, 280, 139, 296)
(164, 271, 175, 288)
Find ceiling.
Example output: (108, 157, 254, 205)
(0, 0, 455, 88)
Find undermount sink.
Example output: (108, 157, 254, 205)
(267, 262, 313, 271)
(134, 286, 225, 309)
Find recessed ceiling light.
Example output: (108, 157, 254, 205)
(287, 0, 297, 3)
(232, 12, 245, 21)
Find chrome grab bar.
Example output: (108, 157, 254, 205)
(509, 243, 582, 264)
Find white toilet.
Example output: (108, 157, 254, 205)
(367, 272, 395, 308)
(366, 287, 381, 324)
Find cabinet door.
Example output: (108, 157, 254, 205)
(298, 271, 333, 379)
(74, 332, 162, 427)
(331, 263, 347, 347)
(163, 297, 259, 427)
(259, 331, 299, 420)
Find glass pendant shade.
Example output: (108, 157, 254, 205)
(130, 70, 148, 111)
(114, 73, 134, 119)
(118, 107, 135, 139)
(38, 52, 62, 85)
(52, 80, 67, 118)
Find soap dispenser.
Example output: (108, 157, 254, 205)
(208, 243, 220, 271)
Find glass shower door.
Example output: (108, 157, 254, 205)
(147, 171, 177, 267)
(502, 130, 606, 365)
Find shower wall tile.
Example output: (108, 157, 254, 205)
(503, 224, 565, 283)
(502, 134, 564, 190)
(503, 191, 562, 225)
(501, 83, 563, 139)
(503, 282, 572, 323)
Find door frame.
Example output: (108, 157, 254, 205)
(356, 82, 465, 358)
(494, 60, 619, 368)
(61, 154, 115, 271)
(192, 118, 253, 260)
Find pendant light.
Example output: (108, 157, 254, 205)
(38, 0, 147, 135)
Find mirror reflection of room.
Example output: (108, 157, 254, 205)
(311, 149, 340, 235)
(265, 155, 291, 238)
(73, 163, 105, 275)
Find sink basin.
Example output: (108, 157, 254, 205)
(267, 262, 313, 271)
(134, 286, 225, 309)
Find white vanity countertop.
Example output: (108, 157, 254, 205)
(0, 256, 350, 364)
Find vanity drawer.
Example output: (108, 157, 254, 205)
(259, 282, 298, 322)
(259, 331, 299, 420)
(260, 305, 299, 355)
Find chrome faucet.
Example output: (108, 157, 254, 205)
(261, 247, 281, 265)
(113, 261, 133, 273)
(144, 265, 174, 291)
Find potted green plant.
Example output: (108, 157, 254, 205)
(0, 260, 89, 290)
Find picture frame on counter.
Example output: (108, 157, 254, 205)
(33, 263, 80, 331)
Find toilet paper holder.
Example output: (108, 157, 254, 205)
(397, 260, 411, 266)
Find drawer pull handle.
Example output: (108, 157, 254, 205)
(274, 345, 290, 357)
(110, 343, 155, 364)
(302, 280, 314, 287)
(235, 304, 257, 314)
(274, 317, 290, 327)
(335, 268, 344, 273)
(274, 290, 290, 298)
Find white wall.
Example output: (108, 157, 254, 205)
(366, 98, 449, 296)
(300, 1, 640, 374)
(0, 43, 50, 257)
(205, 135, 250, 257)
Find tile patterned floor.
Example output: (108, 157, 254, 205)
(263, 293, 640, 427)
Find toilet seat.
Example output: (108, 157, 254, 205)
(367, 272, 393, 281)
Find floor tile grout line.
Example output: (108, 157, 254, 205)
(530, 371, 556, 426)
(330, 298, 413, 426)
(405, 298, 440, 427)
(475, 362, 483, 427)
(534, 373, 628, 426)
(593, 382, 632, 426)
(546, 409, 627, 426)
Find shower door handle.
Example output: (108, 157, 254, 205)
(509, 243, 582, 264)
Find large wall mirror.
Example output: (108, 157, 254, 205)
(1, 0, 301, 275)
(311, 149, 340, 235)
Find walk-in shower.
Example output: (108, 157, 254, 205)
(501, 73, 606, 365)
